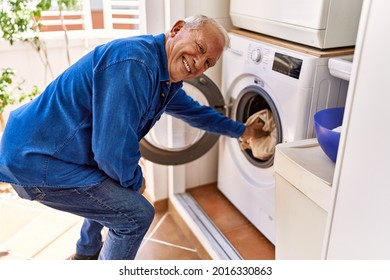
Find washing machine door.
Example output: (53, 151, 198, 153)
(232, 85, 283, 168)
(140, 74, 225, 165)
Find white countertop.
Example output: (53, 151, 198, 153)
(274, 138, 335, 211)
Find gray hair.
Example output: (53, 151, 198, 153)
(183, 15, 230, 49)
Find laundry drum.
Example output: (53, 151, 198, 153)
(232, 85, 283, 168)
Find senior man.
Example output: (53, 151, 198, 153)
(0, 15, 266, 259)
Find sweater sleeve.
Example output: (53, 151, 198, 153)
(165, 88, 245, 138)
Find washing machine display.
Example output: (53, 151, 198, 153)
(218, 32, 350, 244)
(272, 53, 303, 79)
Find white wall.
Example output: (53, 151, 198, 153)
(185, 0, 232, 29)
(144, 0, 166, 34)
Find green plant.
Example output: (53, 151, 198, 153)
(0, 0, 82, 76)
(0, 0, 81, 44)
(1, 0, 51, 76)
(0, 67, 40, 130)
(0, 0, 46, 45)
(1, 0, 81, 131)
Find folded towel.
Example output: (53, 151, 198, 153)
(240, 109, 277, 160)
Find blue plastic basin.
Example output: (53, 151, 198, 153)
(314, 107, 345, 163)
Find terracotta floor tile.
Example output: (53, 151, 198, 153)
(144, 210, 166, 238)
(136, 240, 201, 260)
(224, 224, 275, 260)
(149, 213, 196, 250)
(188, 184, 250, 232)
(188, 183, 275, 260)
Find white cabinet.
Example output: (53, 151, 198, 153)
(324, 0, 390, 259)
(272, 0, 390, 260)
(274, 139, 334, 259)
(230, 0, 363, 48)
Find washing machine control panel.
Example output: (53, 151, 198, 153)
(250, 48, 262, 63)
(247, 45, 272, 67)
(246, 44, 303, 79)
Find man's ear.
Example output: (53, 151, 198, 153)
(170, 20, 185, 37)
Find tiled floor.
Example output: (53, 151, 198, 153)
(0, 189, 84, 260)
(188, 183, 275, 260)
(136, 211, 201, 260)
(0, 185, 201, 260)
(0, 182, 274, 260)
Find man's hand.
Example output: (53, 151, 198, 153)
(240, 121, 269, 143)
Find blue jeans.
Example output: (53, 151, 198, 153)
(12, 178, 155, 260)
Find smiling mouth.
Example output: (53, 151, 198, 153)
(183, 57, 191, 73)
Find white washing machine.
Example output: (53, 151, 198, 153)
(218, 30, 352, 244)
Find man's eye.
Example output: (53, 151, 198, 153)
(197, 43, 205, 54)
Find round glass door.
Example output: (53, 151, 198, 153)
(232, 85, 283, 168)
(140, 74, 225, 165)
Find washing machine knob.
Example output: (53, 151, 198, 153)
(250, 48, 262, 63)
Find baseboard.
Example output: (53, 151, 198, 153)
(142, 191, 168, 213)
(152, 198, 168, 213)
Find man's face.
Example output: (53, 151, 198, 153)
(165, 21, 224, 83)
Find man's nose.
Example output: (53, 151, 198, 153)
(193, 55, 206, 72)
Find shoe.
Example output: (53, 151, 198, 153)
(69, 247, 101, 260)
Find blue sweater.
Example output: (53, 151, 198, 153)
(0, 33, 244, 191)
